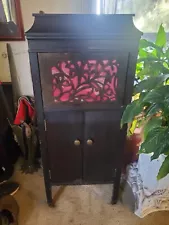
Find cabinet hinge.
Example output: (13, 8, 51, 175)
(44, 120, 47, 131)
(112, 168, 117, 178)
(49, 170, 51, 179)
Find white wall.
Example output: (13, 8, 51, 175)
(21, 0, 87, 31)
(8, 0, 95, 97)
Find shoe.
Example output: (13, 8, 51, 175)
(0, 195, 19, 224)
(0, 215, 9, 224)
(0, 182, 19, 198)
(0, 166, 14, 185)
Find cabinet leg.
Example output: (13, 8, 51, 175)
(111, 168, 121, 204)
(45, 183, 53, 207)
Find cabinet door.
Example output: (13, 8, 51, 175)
(84, 110, 125, 183)
(45, 111, 83, 184)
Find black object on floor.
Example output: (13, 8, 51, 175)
(0, 83, 14, 135)
(0, 82, 21, 184)
(0, 195, 19, 225)
(0, 131, 20, 185)
(0, 135, 14, 185)
(0, 182, 19, 198)
(3, 126, 20, 165)
(0, 167, 14, 185)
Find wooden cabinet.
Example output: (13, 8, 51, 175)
(26, 14, 142, 206)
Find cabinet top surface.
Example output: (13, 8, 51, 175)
(26, 14, 142, 40)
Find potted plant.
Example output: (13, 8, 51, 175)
(122, 24, 169, 179)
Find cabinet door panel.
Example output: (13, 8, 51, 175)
(45, 111, 83, 184)
(38, 52, 129, 110)
(84, 110, 125, 183)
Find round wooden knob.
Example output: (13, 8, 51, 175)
(74, 139, 81, 146)
(87, 139, 93, 145)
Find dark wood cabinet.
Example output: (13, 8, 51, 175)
(46, 109, 123, 185)
(26, 14, 142, 206)
(84, 110, 124, 183)
(45, 111, 83, 184)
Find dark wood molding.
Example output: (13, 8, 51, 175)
(26, 14, 142, 40)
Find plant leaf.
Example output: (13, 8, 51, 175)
(134, 74, 169, 94)
(139, 39, 161, 50)
(143, 117, 162, 139)
(143, 85, 169, 103)
(139, 126, 167, 154)
(145, 103, 162, 117)
(163, 62, 169, 69)
(155, 24, 166, 48)
(136, 60, 169, 77)
(129, 119, 138, 135)
(157, 155, 169, 180)
(137, 57, 159, 64)
(138, 49, 149, 58)
(139, 39, 153, 48)
(140, 126, 169, 162)
(165, 48, 169, 59)
(136, 67, 151, 78)
(151, 144, 169, 160)
(121, 100, 143, 126)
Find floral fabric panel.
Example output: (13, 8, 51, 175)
(51, 59, 119, 103)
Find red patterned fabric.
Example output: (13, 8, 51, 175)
(51, 59, 119, 103)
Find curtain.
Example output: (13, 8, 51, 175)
(81, 0, 97, 13)
(103, 0, 169, 32)
(102, 0, 117, 14)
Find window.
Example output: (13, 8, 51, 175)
(98, 0, 169, 33)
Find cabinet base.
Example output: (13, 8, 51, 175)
(45, 172, 121, 207)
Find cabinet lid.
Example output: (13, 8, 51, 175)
(26, 14, 142, 40)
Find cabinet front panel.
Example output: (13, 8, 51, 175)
(38, 52, 129, 110)
(84, 110, 124, 183)
(45, 111, 83, 183)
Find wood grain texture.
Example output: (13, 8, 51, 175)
(83, 110, 123, 182)
(45, 111, 83, 183)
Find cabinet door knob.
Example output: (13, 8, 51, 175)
(74, 139, 81, 146)
(87, 139, 93, 145)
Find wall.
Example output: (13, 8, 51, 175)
(7, 0, 95, 97)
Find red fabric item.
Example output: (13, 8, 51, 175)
(123, 133, 141, 173)
(14, 97, 35, 125)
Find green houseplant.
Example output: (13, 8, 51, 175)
(121, 24, 169, 180)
